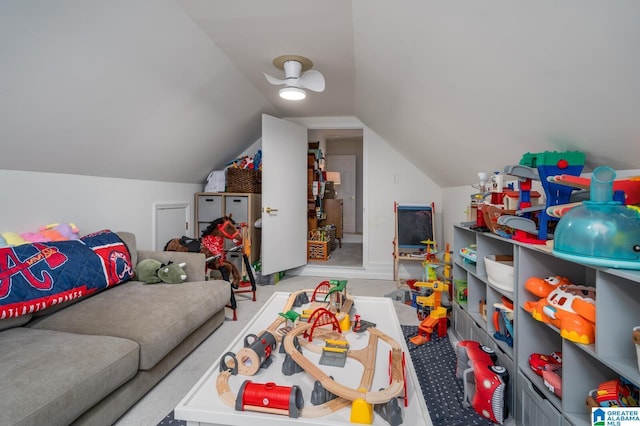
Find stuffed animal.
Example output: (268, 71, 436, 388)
(21, 232, 51, 243)
(39, 223, 80, 240)
(157, 262, 187, 284)
(2, 232, 28, 246)
(135, 259, 187, 284)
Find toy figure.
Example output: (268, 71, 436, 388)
(523, 276, 596, 344)
(633, 326, 640, 372)
(529, 351, 562, 377)
(164, 216, 242, 288)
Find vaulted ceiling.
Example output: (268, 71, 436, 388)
(1, 1, 639, 187)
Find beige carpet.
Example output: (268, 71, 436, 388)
(115, 275, 418, 426)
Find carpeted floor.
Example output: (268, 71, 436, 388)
(401, 326, 494, 426)
(158, 326, 496, 426)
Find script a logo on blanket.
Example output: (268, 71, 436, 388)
(0, 229, 133, 319)
(0, 243, 68, 298)
(83, 230, 134, 286)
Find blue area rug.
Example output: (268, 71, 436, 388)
(401, 325, 494, 426)
(158, 326, 496, 426)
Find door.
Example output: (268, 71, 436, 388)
(325, 154, 356, 233)
(154, 203, 189, 251)
(261, 114, 307, 275)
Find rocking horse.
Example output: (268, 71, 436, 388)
(164, 216, 242, 288)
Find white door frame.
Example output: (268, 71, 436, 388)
(285, 116, 370, 278)
(153, 203, 190, 251)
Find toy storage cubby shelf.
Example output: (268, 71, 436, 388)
(452, 224, 640, 426)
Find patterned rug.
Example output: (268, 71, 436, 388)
(401, 325, 493, 426)
(158, 326, 494, 426)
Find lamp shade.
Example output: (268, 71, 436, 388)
(326, 171, 341, 185)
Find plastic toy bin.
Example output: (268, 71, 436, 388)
(455, 279, 468, 304)
(484, 255, 514, 292)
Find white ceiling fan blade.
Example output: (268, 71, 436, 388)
(263, 72, 288, 86)
(298, 70, 325, 92)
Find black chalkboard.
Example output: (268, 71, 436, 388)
(397, 205, 434, 249)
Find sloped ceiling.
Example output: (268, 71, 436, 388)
(1, 1, 639, 187)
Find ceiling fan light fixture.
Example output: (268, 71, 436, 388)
(265, 55, 324, 100)
(279, 87, 306, 101)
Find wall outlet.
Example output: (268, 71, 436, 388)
(393, 174, 400, 184)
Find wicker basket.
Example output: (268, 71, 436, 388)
(226, 168, 261, 193)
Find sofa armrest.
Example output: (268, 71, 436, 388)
(136, 250, 206, 282)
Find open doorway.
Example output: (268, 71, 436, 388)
(308, 129, 363, 268)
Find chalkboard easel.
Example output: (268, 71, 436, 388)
(393, 202, 436, 281)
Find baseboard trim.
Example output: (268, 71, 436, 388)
(290, 261, 393, 280)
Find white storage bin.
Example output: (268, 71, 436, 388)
(484, 255, 514, 292)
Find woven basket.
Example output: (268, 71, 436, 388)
(226, 168, 261, 193)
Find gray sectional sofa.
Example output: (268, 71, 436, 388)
(0, 232, 231, 426)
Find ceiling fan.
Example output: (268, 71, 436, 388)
(263, 55, 325, 101)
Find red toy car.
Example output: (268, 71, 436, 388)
(529, 351, 562, 376)
(456, 340, 509, 424)
(542, 364, 562, 398)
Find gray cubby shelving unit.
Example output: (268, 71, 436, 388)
(452, 224, 640, 426)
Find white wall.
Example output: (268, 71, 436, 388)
(325, 137, 363, 233)
(442, 185, 476, 248)
(364, 127, 442, 279)
(0, 169, 200, 250)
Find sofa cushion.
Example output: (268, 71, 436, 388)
(31, 279, 230, 370)
(0, 314, 31, 331)
(116, 231, 137, 267)
(0, 327, 138, 426)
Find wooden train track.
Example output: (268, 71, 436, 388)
(216, 288, 405, 418)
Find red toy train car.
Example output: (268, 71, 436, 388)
(235, 380, 304, 418)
